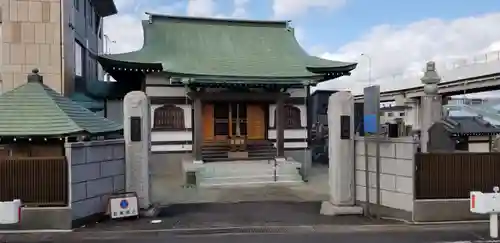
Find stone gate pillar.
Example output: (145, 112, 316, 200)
(123, 91, 151, 209)
(320, 91, 363, 215)
(420, 61, 443, 152)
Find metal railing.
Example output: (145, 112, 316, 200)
(0, 157, 68, 206)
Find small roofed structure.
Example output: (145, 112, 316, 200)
(0, 69, 122, 157)
(428, 116, 500, 152)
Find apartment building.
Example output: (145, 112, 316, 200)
(0, 0, 116, 95)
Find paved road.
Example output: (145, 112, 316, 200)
(1, 227, 495, 243)
(1, 202, 496, 242)
(78, 202, 398, 231)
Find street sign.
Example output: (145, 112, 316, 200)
(363, 86, 380, 134)
(109, 194, 139, 219)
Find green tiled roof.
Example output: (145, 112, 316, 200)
(98, 14, 357, 83)
(0, 70, 123, 137)
(70, 92, 105, 110)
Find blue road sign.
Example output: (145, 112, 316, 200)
(364, 114, 378, 133)
(119, 199, 129, 209)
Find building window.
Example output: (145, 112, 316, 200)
(275, 105, 302, 129)
(154, 105, 185, 129)
(399, 112, 405, 117)
(74, 0, 79, 11)
(74, 41, 84, 77)
(387, 112, 394, 117)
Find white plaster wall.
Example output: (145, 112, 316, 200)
(468, 143, 490, 152)
(268, 129, 307, 140)
(273, 142, 308, 149)
(152, 144, 192, 152)
(354, 137, 418, 212)
(145, 73, 170, 85)
(151, 131, 192, 142)
(150, 104, 192, 129)
(288, 88, 307, 98)
(268, 104, 307, 128)
(146, 86, 187, 97)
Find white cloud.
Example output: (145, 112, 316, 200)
(103, 1, 185, 54)
(272, 0, 346, 18)
(103, 13, 144, 53)
(316, 13, 500, 95)
(186, 0, 215, 17)
(104, 0, 250, 54)
(113, 0, 137, 11)
(232, 0, 249, 18)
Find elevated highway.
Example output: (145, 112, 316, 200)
(354, 51, 500, 103)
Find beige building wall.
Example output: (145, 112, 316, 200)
(0, 0, 63, 93)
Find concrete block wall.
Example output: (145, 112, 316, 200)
(65, 139, 125, 220)
(354, 136, 418, 212)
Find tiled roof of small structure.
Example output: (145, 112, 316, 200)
(442, 116, 500, 136)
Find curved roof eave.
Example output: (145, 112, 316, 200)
(97, 53, 163, 72)
(307, 62, 358, 73)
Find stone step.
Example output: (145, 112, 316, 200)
(202, 150, 277, 162)
(199, 164, 301, 179)
(202, 149, 275, 155)
(203, 157, 275, 163)
(199, 174, 303, 187)
(199, 168, 300, 179)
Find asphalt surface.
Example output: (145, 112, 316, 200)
(0, 202, 497, 242)
(79, 202, 398, 231)
(0, 226, 496, 243)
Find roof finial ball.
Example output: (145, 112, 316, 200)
(27, 68, 43, 84)
(421, 61, 441, 95)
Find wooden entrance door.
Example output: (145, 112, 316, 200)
(230, 103, 247, 138)
(213, 103, 229, 140)
(247, 104, 265, 140)
(212, 102, 249, 140)
(202, 104, 214, 141)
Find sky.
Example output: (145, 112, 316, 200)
(103, 0, 500, 95)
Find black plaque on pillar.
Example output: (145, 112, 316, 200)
(340, 115, 350, 140)
(130, 116, 142, 142)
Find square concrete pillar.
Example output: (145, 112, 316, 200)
(321, 91, 363, 216)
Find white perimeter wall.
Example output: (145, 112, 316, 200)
(354, 137, 418, 213)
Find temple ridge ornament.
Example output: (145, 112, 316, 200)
(421, 61, 441, 95)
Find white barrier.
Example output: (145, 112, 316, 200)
(0, 199, 21, 224)
(470, 187, 500, 238)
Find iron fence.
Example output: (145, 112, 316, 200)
(0, 157, 68, 206)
